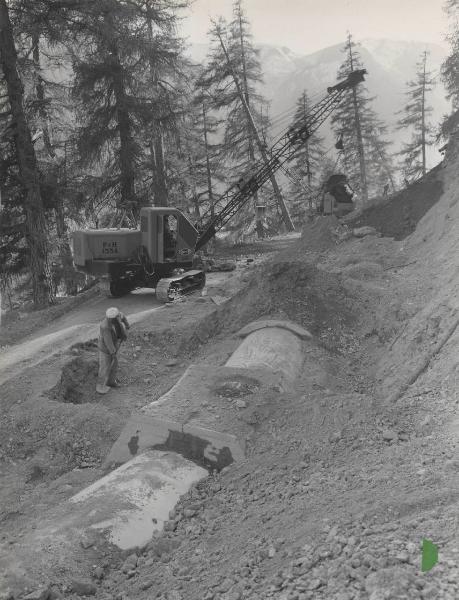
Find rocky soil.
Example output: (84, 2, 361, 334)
(0, 148, 458, 600)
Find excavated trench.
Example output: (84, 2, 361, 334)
(49, 354, 99, 404)
(1, 319, 313, 596)
(46, 341, 103, 404)
(2, 171, 457, 596)
(1, 228, 374, 594)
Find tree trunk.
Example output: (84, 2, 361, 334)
(113, 81, 136, 209)
(32, 31, 55, 159)
(152, 131, 168, 206)
(107, 29, 136, 211)
(55, 198, 78, 295)
(421, 51, 427, 176)
(34, 32, 77, 295)
(0, 0, 51, 307)
(146, 1, 168, 206)
(373, 135, 396, 191)
(237, 6, 262, 238)
(149, 134, 168, 206)
(202, 102, 215, 218)
(348, 36, 368, 204)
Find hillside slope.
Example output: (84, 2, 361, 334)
(73, 144, 458, 599)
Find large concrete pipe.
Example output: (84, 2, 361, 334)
(0, 319, 313, 594)
(69, 450, 207, 549)
(106, 319, 312, 469)
(2, 317, 311, 592)
(0, 451, 207, 592)
(225, 319, 311, 385)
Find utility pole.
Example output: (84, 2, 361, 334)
(213, 23, 294, 232)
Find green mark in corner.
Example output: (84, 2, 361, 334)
(422, 539, 438, 572)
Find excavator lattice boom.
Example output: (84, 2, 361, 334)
(72, 70, 366, 302)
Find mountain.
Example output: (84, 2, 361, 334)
(188, 39, 450, 169)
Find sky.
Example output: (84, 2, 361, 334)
(179, 0, 450, 55)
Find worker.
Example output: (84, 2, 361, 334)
(383, 183, 389, 197)
(97, 307, 130, 393)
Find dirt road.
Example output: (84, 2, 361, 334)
(0, 272, 235, 386)
(0, 288, 162, 386)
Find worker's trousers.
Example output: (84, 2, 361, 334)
(98, 350, 118, 386)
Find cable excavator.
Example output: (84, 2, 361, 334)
(72, 70, 366, 302)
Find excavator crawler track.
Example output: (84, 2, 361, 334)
(155, 270, 206, 303)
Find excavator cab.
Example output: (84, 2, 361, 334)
(140, 207, 198, 266)
(320, 174, 355, 216)
(163, 215, 177, 260)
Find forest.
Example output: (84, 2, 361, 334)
(0, 0, 458, 309)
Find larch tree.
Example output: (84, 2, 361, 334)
(396, 51, 436, 181)
(202, 2, 293, 237)
(287, 90, 325, 224)
(142, 0, 190, 207)
(332, 33, 368, 204)
(364, 122, 396, 193)
(331, 33, 394, 202)
(15, 0, 84, 295)
(0, 0, 52, 306)
(190, 75, 224, 220)
(70, 0, 189, 221)
(441, 0, 459, 140)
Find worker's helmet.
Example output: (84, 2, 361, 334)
(106, 307, 120, 319)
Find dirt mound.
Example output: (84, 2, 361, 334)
(50, 354, 99, 404)
(298, 215, 342, 252)
(194, 250, 360, 360)
(340, 260, 384, 280)
(348, 164, 444, 240)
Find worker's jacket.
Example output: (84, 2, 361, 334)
(98, 313, 129, 355)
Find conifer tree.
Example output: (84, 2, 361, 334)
(142, 0, 190, 207)
(396, 51, 435, 180)
(441, 0, 459, 138)
(71, 0, 188, 219)
(442, 0, 459, 105)
(202, 3, 292, 236)
(332, 33, 368, 203)
(190, 78, 224, 219)
(331, 33, 394, 202)
(287, 90, 325, 223)
(0, 0, 52, 306)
